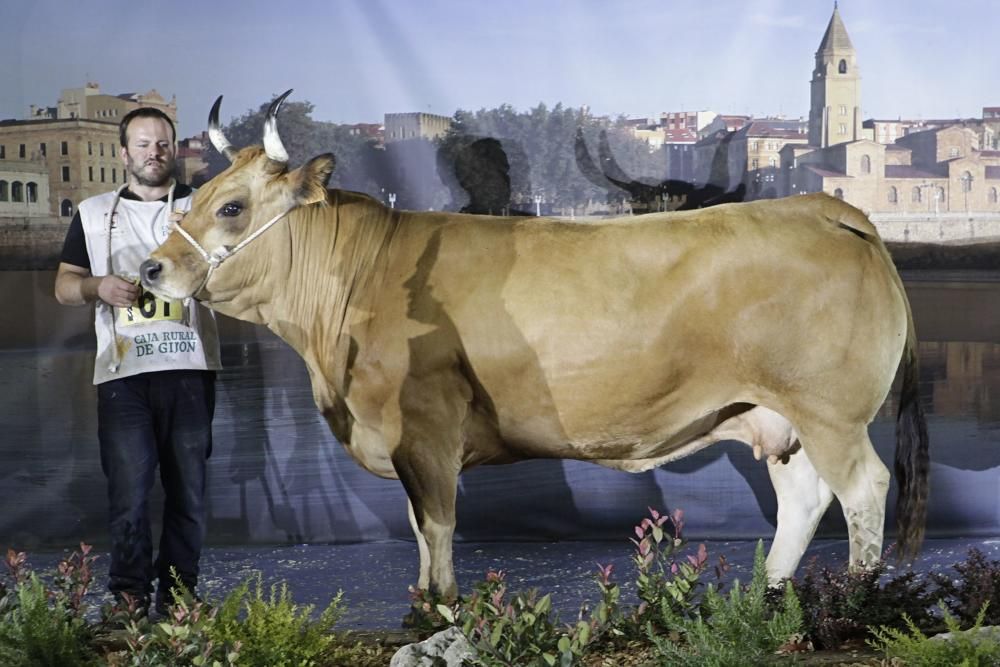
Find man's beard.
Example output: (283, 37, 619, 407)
(127, 155, 175, 187)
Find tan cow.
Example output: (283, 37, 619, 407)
(141, 92, 929, 598)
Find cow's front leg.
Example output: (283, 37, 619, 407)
(390, 374, 468, 599)
(394, 440, 461, 598)
(407, 499, 432, 590)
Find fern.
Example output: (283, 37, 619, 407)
(648, 541, 803, 667)
(0, 573, 98, 667)
(209, 571, 343, 667)
(869, 601, 1000, 667)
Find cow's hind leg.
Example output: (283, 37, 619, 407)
(795, 421, 890, 568)
(765, 445, 834, 583)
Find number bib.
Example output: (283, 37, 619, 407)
(117, 285, 183, 326)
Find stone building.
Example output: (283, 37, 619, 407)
(0, 161, 50, 218)
(384, 112, 452, 143)
(661, 129, 698, 182)
(984, 107, 1000, 149)
(1, 82, 183, 220)
(776, 5, 1000, 236)
(693, 117, 808, 196)
(0, 118, 121, 218)
(33, 82, 178, 129)
(807, 4, 862, 148)
(687, 4, 999, 234)
(176, 133, 209, 187)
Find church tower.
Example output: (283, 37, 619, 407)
(808, 3, 862, 147)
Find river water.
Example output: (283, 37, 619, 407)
(1, 270, 998, 550)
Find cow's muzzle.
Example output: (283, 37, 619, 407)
(139, 259, 162, 287)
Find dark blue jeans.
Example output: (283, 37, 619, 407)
(97, 369, 215, 599)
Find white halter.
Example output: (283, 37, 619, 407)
(172, 206, 294, 297)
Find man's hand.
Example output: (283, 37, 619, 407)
(97, 275, 140, 307)
(167, 210, 186, 232)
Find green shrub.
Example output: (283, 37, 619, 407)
(0, 546, 100, 667)
(597, 507, 724, 641)
(210, 571, 343, 667)
(0, 572, 100, 667)
(438, 569, 593, 667)
(630, 508, 713, 628)
(647, 541, 803, 667)
(106, 596, 238, 667)
(869, 601, 1000, 666)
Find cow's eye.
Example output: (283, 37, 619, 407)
(218, 202, 243, 217)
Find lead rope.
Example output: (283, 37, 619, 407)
(105, 180, 176, 374)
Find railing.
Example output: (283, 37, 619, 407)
(869, 213, 1000, 242)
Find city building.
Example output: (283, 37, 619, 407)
(984, 107, 1000, 149)
(0, 118, 121, 218)
(661, 110, 716, 132)
(0, 161, 50, 218)
(176, 133, 209, 187)
(346, 122, 384, 146)
(626, 111, 717, 165)
(693, 117, 808, 194)
(780, 5, 1000, 227)
(0, 82, 182, 220)
(33, 82, 178, 129)
(384, 112, 452, 143)
(662, 129, 699, 182)
(807, 5, 862, 148)
(697, 114, 750, 139)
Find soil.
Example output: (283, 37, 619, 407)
(344, 629, 888, 666)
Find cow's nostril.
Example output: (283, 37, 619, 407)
(139, 259, 162, 286)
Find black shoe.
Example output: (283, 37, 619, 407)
(154, 589, 171, 618)
(103, 591, 150, 631)
(114, 591, 150, 617)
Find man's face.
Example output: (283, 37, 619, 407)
(121, 117, 176, 187)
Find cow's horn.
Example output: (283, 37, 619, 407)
(207, 95, 237, 162)
(263, 89, 294, 164)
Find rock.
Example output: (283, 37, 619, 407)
(930, 625, 1000, 646)
(390, 626, 477, 667)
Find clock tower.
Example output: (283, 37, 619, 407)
(808, 4, 862, 148)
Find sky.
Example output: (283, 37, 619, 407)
(1, 0, 996, 138)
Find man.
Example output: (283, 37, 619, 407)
(55, 107, 221, 617)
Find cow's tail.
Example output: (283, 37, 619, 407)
(890, 270, 929, 562)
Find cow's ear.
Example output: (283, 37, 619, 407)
(291, 153, 336, 206)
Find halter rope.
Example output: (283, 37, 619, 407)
(172, 206, 294, 297)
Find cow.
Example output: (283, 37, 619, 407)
(140, 91, 929, 599)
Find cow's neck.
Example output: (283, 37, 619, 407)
(265, 193, 399, 408)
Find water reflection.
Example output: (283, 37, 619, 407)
(0, 271, 997, 549)
(923, 342, 1000, 424)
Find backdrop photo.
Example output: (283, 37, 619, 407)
(1, 1, 998, 560)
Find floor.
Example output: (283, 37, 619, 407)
(21, 536, 1000, 630)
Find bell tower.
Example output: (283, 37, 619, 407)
(808, 3, 862, 147)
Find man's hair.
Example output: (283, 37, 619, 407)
(119, 107, 176, 148)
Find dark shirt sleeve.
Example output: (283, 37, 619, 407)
(59, 211, 91, 271)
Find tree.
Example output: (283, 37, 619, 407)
(200, 95, 676, 214)
(201, 96, 382, 196)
